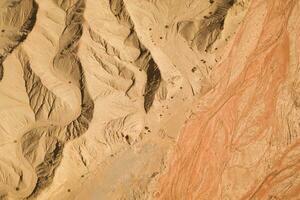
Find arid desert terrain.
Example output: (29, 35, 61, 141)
(0, 0, 300, 199)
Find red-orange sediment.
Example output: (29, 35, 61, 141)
(157, 0, 300, 199)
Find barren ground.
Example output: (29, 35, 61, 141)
(0, 0, 299, 199)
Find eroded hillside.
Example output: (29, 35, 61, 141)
(0, 0, 299, 199)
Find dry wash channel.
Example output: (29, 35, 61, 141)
(0, 0, 94, 199)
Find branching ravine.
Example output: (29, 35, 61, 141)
(11, 0, 94, 198)
(109, 0, 162, 112)
(0, 0, 38, 81)
(178, 0, 236, 52)
(88, 27, 122, 60)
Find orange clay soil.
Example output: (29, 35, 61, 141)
(156, 0, 300, 199)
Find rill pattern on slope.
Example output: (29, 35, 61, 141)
(0, 0, 38, 81)
(109, 0, 162, 113)
(11, 0, 94, 198)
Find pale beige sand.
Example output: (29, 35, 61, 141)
(0, 0, 299, 199)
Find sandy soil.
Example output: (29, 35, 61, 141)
(0, 0, 299, 199)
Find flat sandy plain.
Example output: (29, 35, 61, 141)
(0, 0, 299, 199)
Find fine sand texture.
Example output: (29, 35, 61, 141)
(0, 0, 299, 199)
